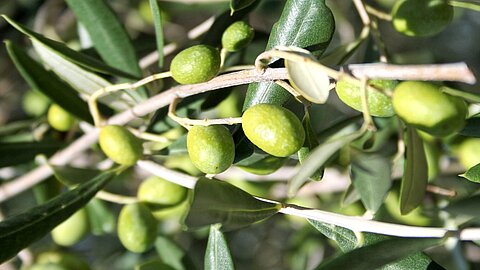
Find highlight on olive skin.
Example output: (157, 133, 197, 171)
(170, 45, 221, 85)
(186, 125, 235, 174)
(98, 125, 144, 166)
(242, 104, 305, 157)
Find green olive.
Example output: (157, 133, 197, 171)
(36, 251, 90, 270)
(456, 138, 480, 169)
(137, 176, 187, 209)
(392, 81, 467, 137)
(22, 90, 50, 117)
(391, 0, 453, 37)
(187, 125, 235, 174)
(99, 125, 143, 166)
(47, 104, 75, 132)
(170, 45, 221, 85)
(51, 208, 89, 246)
(242, 104, 305, 157)
(336, 79, 396, 117)
(117, 203, 158, 253)
(221, 21, 255, 52)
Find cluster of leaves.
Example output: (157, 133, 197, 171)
(1, 0, 480, 269)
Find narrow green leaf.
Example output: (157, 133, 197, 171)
(1, 15, 138, 79)
(230, 0, 257, 14)
(85, 198, 116, 235)
(243, 0, 335, 109)
(308, 220, 443, 270)
(149, 0, 164, 68)
(50, 165, 101, 186)
(135, 259, 176, 270)
(205, 224, 235, 270)
(441, 86, 480, 103)
(5, 41, 93, 123)
(0, 142, 64, 168)
(400, 127, 428, 215)
(315, 237, 443, 270)
(351, 153, 391, 213)
(0, 169, 116, 263)
(289, 131, 362, 196)
(461, 163, 480, 183)
(65, 0, 145, 98)
(184, 178, 280, 231)
(155, 235, 197, 270)
(298, 109, 323, 181)
(320, 28, 369, 66)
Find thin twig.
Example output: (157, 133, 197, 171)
(96, 191, 138, 204)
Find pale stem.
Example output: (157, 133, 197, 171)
(274, 80, 311, 105)
(365, 4, 393, 21)
(220, 48, 228, 68)
(426, 185, 457, 197)
(168, 97, 242, 128)
(95, 191, 138, 204)
(353, 0, 371, 25)
(359, 77, 377, 132)
(449, 0, 480, 12)
(220, 65, 256, 73)
(127, 128, 170, 143)
(136, 159, 480, 240)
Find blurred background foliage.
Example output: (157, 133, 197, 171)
(1, 0, 480, 269)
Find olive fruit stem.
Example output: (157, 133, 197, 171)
(274, 80, 312, 105)
(449, 1, 480, 12)
(365, 4, 392, 21)
(136, 159, 480, 240)
(88, 71, 172, 126)
(96, 190, 138, 204)
(220, 48, 228, 68)
(127, 128, 170, 143)
(359, 77, 377, 132)
(168, 97, 242, 129)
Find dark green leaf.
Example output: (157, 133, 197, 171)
(0, 141, 64, 168)
(135, 259, 176, 270)
(155, 235, 197, 270)
(149, 0, 164, 68)
(400, 127, 428, 215)
(50, 165, 101, 186)
(0, 169, 116, 263)
(184, 178, 280, 231)
(0, 119, 36, 136)
(5, 41, 93, 123)
(315, 237, 443, 270)
(243, 0, 335, 109)
(230, 0, 257, 14)
(298, 109, 323, 181)
(308, 220, 443, 270)
(85, 198, 116, 235)
(443, 194, 480, 217)
(1, 15, 138, 79)
(205, 224, 235, 270)
(65, 0, 145, 98)
(461, 162, 480, 183)
(289, 131, 362, 197)
(459, 116, 480, 138)
(351, 153, 391, 213)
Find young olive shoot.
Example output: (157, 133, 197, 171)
(392, 81, 467, 137)
(170, 45, 221, 85)
(186, 125, 235, 174)
(242, 104, 305, 157)
(98, 125, 143, 166)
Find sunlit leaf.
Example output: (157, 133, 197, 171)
(184, 178, 280, 231)
(351, 153, 391, 213)
(0, 169, 117, 263)
(205, 224, 235, 270)
(400, 127, 428, 215)
(461, 163, 480, 183)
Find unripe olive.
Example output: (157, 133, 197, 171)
(137, 176, 187, 209)
(117, 203, 158, 253)
(336, 79, 396, 117)
(221, 21, 255, 52)
(237, 155, 286, 175)
(47, 104, 75, 132)
(392, 81, 467, 137)
(98, 125, 143, 166)
(51, 208, 89, 246)
(36, 251, 90, 270)
(457, 138, 480, 169)
(187, 125, 235, 174)
(170, 45, 221, 85)
(391, 0, 453, 37)
(242, 104, 305, 157)
(22, 90, 50, 117)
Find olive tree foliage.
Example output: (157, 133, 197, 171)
(1, 0, 480, 269)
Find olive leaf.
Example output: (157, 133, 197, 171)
(230, 0, 257, 15)
(243, 0, 335, 109)
(400, 127, 428, 215)
(461, 163, 480, 183)
(298, 109, 323, 181)
(85, 199, 116, 235)
(0, 141, 64, 168)
(149, 0, 165, 68)
(0, 169, 117, 263)
(184, 178, 281, 231)
(155, 236, 197, 270)
(443, 194, 480, 217)
(205, 224, 235, 270)
(50, 165, 102, 186)
(5, 41, 93, 123)
(459, 115, 480, 138)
